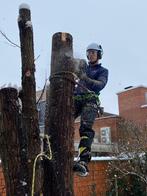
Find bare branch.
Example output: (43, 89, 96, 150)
(34, 54, 41, 62)
(0, 30, 20, 48)
(0, 30, 41, 63)
(109, 161, 147, 184)
(36, 78, 48, 104)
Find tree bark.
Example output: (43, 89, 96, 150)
(18, 6, 41, 195)
(0, 88, 22, 196)
(44, 32, 75, 196)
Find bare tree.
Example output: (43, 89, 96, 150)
(107, 118, 147, 195)
(0, 5, 41, 196)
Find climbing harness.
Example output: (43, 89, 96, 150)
(74, 93, 100, 105)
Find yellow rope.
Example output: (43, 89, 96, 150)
(31, 134, 52, 196)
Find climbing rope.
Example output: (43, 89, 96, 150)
(36, 70, 100, 102)
(50, 71, 102, 108)
(31, 134, 52, 196)
(49, 71, 95, 93)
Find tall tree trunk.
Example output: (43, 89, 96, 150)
(0, 88, 22, 196)
(18, 5, 41, 195)
(43, 32, 75, 196)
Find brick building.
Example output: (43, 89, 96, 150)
(118, 85, 147, 126)
(0, 85, 147, 195)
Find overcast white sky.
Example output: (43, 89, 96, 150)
(0, 0, 147, 114)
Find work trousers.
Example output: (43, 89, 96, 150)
(74, 98, 98, 162)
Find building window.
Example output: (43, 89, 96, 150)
(100, 127, 111, 144)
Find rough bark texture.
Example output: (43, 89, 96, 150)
(44, 32, 75, 196)
(18, 7, 41, 195)
(0, 88, 22, 196)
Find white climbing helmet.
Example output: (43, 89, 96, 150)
(86, 43, 103, 59)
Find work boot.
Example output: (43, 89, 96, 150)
(73, 161, 89, 177)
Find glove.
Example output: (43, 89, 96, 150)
(81, 74, 103, 87)
(79, 59, 87, 72)
(80, 73, 88, 80)
(74, 59, 87, 79)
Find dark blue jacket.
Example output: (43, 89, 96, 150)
(74, 63, 108, 95)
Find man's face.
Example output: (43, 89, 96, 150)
(87, 50, 98, 63)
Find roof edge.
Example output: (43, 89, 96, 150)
(117, 85, 147, 95)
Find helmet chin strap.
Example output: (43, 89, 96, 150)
(89, 60, 98, 65)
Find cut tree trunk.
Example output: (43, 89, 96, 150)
(0, 88, 22, 196)
(18, 6, 41, 195)
(44, 32, 75, 196)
